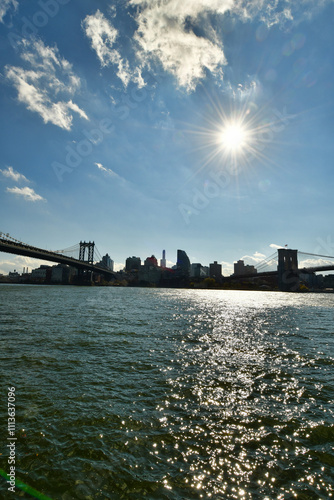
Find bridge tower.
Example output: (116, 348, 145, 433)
(277, 248, 299, 292)
(79, 241, 95, 264)
(78, 241, 95, 283)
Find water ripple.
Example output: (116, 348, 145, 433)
(0, 286, 333, 498)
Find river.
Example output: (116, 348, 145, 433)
(0, 285, 333, 499)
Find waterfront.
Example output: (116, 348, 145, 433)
(0, 285, 333, 499)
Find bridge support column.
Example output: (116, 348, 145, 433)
(78, 241, 95, 284)
(278, 249, 299, 292)
(79, 241, 95, 264)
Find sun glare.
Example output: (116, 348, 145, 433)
(220, 122, 249, 153)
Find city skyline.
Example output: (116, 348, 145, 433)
(1, 232, 334, 280)
(1, 1, 334, 276)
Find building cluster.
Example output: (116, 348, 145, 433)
(1, 248, 334, 291)
(3, 264, 78, 284)
(233, 260, 257, 276)
(123, 249, 225, 286)
(98, 253, 114, 271)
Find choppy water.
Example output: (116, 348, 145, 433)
(0, 285, 333, 499)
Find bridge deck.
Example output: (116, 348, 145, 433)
(0, 238, 114, 277)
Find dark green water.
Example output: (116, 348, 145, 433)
(0, 285, 333, 499)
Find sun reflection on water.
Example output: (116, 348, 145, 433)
(1, 287, 333, 498)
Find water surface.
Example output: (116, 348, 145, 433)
(0, 286, 333, 499)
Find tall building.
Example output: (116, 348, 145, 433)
(125, 256, 141, 271)
(209, 261, 222, 280)
(234, 260, 257, 276)
(191, 263, 209, 278)
(177, 249, 191, 276)
(144, 255, 158, 267)
(160, 249, 166, 268)
(100, 253, 114, 271)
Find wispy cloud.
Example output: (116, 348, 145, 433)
(128, 0, 332, 91)
(220, 260, 234, 276)
(130, 0, 228, 91)
(5, 38, 88, 130)
(299, 257, 334, 268)
(80, 1, 333, 93)
(113, 262, 125, 272)
(95, 162, 120, 178)
(270, 243, 284, 249)
(82, 10, 144, 88)
(6, 186, 46, 202)
(0, 0, 18, 23)
(0, 166, 28, 183)
(241, 251, 267, 264)
(0, 255, 51, 275)
(83, 10, 118, 67)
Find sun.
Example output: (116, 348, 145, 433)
(220, 121, 249, 154)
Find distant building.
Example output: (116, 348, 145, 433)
(138, 265, 162, 285)
(234, 260, 257, 276)
(209, 261, 222, 280)
(31, 265, 51, 280)
(99, 253, 114, 271)
(160, 250, 166, 269)
(144, 255, 158, 267)
(177, 249, 191, 276)
(191, 263, 209, 278)
(51, 264, 77, 284)
(8, 269, 20, 279)
(125, 256, 141, 272)
(323, 274, 334, 288)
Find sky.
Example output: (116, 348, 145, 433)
(0, 0, 334, 275)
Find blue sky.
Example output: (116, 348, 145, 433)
(0, 0, 334, 274)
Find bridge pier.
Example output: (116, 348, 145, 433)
(79, 241, 95, 264)
(278, 249, 299, 292)
(76, 241, 95, 284)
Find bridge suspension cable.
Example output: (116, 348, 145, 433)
(256, 251, 278, 272)
(298, 251, 334, 260)
(93, 246, 113, 269)
(54, 244, 80, 254)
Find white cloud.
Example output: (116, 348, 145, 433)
(299, 258, 334, 269)
(5, 39, 88, 130)
(6, 186, 46, 202)
(128, 0, 332, 90)
(83, 10, 118, 67)
(0, 166, 29, 183)
(130, 0, 229, 91)
(241, 252, 266, 264)
(0, 255, 52, 275)
(220, 260, 234, 276)
(270, 243, 284, 249)
(81, 1, 332, 92)
(83, 10, 144, 88)
(95, 162, 120, 178)
(94, 162, 129, 187)
(0, 0, 18, 23)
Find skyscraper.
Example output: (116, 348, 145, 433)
(209, 261, 222, 280)
(177, 249, 191, 276)
(160, 249, 166, 268)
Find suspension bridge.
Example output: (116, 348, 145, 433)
(1, 233, 334, 290)
(230, 248, 334, 291)
(0, 233, 115, 280)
